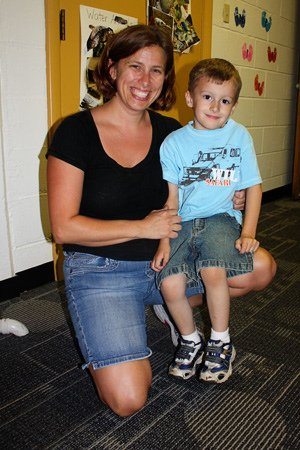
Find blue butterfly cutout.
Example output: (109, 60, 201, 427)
(261, 11, 272, 32)
(234, 7, 246, 28)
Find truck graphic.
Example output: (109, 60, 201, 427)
(180, 146, 241, 186)
(181, 165, 219, 186)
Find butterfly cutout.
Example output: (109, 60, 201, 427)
(267, 46, 277, 62)
(234, 7, 246, 28)
(261, 11, 272, 32)
(242, 43, 253, 61)
(254, 74, 264, 96)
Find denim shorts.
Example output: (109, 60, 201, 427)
(63, 251, 203, 369)
(157, 213, 253, 287)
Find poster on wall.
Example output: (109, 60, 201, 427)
(80, 5, 138, 110)
(147, 0, 200, 53)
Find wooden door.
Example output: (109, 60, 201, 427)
(45, 0, 212, 278)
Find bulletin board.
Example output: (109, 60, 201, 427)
(45, 0, 212, 127)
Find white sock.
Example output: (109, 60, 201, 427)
(182, 329, 201, 344)
(210, 328, 230, 343)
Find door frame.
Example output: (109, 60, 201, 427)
(292, 81, 300, 200)
(45, 0, 64, 279)
(45, 0, 62, 135)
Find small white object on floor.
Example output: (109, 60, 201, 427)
(0, 318, 29, 336)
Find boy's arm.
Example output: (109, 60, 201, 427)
(151, 183, 179, 271)
(165, 182, 179, 211)
(235, 183, 262, 254)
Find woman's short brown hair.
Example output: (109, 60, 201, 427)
(94, 24, 176, 111)
(188, 58, 242, 103)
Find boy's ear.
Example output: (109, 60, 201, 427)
(231, 101, 238, 115)
(185, 90, 193, 108)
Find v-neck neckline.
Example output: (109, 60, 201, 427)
(86, 109, 156, 171)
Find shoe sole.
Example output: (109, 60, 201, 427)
(168, 353, 204, 380)
(200, 347, 236, 384)
(153, 305, 179, 346)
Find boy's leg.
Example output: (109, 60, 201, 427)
(193, 215, 247, 384)
(161, 273, 205, 379)
(200, 267, 230, 333)
(161, 273, 195, 336)
(199, 266, 235, 384)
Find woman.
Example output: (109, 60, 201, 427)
(47, 25, 276, 417)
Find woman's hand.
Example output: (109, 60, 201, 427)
(141, 208, 181, 240)
(233, 190, 246, 210)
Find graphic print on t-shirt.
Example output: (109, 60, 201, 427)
(180, 146, 241, 187)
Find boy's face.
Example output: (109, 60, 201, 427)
(185, 76, 237, 130)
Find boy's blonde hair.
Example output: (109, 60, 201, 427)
(188, 58, 242, 103)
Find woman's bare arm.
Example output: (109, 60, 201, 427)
(47, 156, 181, 246)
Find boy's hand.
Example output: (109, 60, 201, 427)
(235, 235, 260, 254)
(151, 245, 170, 272)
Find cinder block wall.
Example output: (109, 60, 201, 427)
(0, 0, 52, 280)
(211, 0, 299, 191)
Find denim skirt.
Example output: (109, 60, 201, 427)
(63, 251, 203, 369)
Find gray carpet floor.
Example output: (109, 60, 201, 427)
(1, 197, 300, 449)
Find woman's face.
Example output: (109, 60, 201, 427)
(109, 45, 167, 112)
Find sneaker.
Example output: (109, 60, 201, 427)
(168, 334, 205, 380)
(153, 304, 179, 346)
(200, 339, 236, 384)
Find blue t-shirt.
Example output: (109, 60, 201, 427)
(160, 118, 262, 224)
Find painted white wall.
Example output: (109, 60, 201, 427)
(211, 0, 299, 192)
(0, 0, 52, 281)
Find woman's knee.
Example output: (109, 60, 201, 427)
(253, 247, 277, 290)
(102, 386, 148, 417)
(89, 360, 152, 417)
(228, 247, 276, 296)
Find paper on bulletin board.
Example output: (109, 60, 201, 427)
(80, 5, 138, 110)
(147, 0, 200, 53)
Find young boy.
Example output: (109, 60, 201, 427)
(151, 58, 262, 383)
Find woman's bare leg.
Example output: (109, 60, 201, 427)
(228, 247, 277, 297)
(89, 358, 152, 417)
